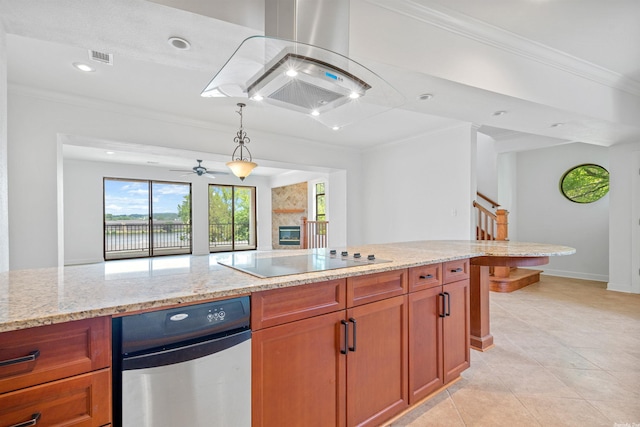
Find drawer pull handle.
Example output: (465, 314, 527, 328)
(0, 350, 40, 367)
(10, 412, 41, 427)
(451, 267, 463, 273)
(419, 274, 434, 279)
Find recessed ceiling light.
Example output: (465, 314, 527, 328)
(168, 37, 191, 50)
(285, 69, 298, 77)
(106, 151, 115, 155)
(73, 62, 95, 72)
(332, 126, 340, 131)
(349, 92, 360, 99)
(493, 110, 507, 116)
(418, 93, 433, 100)
(550, 122, 564, 128)
(252, 94, 264, 101)
(311, 110, 320, 116)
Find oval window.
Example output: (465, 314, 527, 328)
(560, 164, 609, 203)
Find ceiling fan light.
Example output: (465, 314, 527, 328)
(226, 160, 257, 181)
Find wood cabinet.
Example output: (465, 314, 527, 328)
(408, 260, 470, 404)
(0, 317, 112, 426)
(346, 295, 408, 427)
(252, 271, 409, 427)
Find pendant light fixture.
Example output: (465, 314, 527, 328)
(227, 103, 257, 180)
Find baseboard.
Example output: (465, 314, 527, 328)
(606, 282, 636, 294)
(64, 257, 103, 266)
(537, 268, 609, 282)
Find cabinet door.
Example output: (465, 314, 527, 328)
(252, 310, 346, 427)
(442, 279, 470, 383)
(408, 287, 444, 403)
(346, 296, 408, 427)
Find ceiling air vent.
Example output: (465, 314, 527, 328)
(88, 50, 113, 65)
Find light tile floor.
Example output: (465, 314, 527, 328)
(390, 275, 640, 427)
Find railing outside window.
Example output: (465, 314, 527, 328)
(104, 222, 191, 259)
(209, 222, 250, 249)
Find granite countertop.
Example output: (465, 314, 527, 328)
(0, 240, 575, 333)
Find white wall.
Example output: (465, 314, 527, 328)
(476, 133, 498, 203)
(63, 158, 275, 265)
(516, 143, 609, 281)
(8, 88, 359, 269)
(0, 25, 8, 272)
(361, 124, 476, 243)
(608, 142, 640, 293)
(497, 152, 518, 241)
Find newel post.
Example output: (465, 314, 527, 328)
(496, 209, 509, 241)
(301, 217, 308, 249)
(494, 209, 510, 279)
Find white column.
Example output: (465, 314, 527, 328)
(0, 25, 9, 272)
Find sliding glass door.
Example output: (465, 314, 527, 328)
(209, 184, 257, 252)
(104, 178, 191, 260)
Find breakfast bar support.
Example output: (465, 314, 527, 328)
(469, 256, 550, 351)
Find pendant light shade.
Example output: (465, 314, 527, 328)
(227, 103, 257, 180)
(227, 159, 257, 181)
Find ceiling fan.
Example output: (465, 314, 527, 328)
(171, 160, 227, 179)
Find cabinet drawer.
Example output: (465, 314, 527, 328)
(0, 317, 110, 394)
(347, 269, 408, 307)
(252, 279, 346, 329)
(0, 368, 111, 427)
(443, 259, 470, 283)
(408, 263, 442, 292)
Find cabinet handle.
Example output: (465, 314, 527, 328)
(419, 274, 433, 279)
(451, 267, 463, 273)
(444, 292, 451, 317)
(348, 318, 357, 352)
(10, 413, 41, 427)
(340, 320, 349, 355)
(439, 293, 446, 318)
(0, 350, 40, 368)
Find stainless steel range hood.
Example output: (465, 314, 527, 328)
(201, 0, 404, 129)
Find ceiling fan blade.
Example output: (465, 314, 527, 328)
(170, 169, 194, 173)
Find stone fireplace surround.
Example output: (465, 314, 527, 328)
(271, 182, 307, 250)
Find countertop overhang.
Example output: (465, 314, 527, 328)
(0, 240, 574, 333)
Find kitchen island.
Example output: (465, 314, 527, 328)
(0, 240, 574, 426)
(0, 240, 574, 333)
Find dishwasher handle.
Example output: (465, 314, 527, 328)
(122, 329, 251, 371)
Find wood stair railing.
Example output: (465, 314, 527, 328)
(472, 201, 508, 241)
(473, 195, 541, 292)
(301, 217, 329, 249)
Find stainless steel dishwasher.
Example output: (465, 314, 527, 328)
(112, 296, 251, 427)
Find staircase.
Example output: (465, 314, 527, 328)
(474, 193, 542, 292)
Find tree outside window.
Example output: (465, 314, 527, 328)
(560, 164, 609, 204)
(315, 182, 326, 222)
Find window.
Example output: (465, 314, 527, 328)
(560, 164, 609, 204)
(209, 184, 257, 252)
(104, 178, 191, 260)
(315, 182, 326, 221)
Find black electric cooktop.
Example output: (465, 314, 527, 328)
(217, 250, 390, 278)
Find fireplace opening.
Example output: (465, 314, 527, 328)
(279, 226, 301, 246)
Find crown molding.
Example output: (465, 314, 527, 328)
(366, 0, 640, 96)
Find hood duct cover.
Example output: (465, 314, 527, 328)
(201, 36, 404, 129)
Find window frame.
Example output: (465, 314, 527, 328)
(103, 178, 192, 260)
